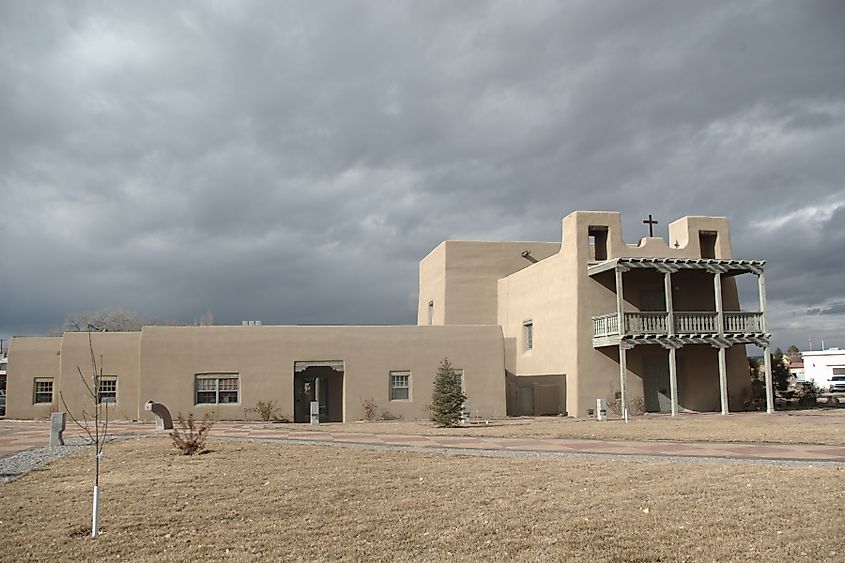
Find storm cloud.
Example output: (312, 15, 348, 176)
(1, 1, 844, 350)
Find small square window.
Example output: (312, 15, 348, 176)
(34, 378, 53, 404)
(390, 371, 410, 401)
(98, 377, 118, 404)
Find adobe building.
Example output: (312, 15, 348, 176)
(5, 211, 775, 422)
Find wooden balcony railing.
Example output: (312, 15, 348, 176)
(674, 312, 719, 334)
(624, 312, 668, 334)
(592, 311, 765, 338)
(723, 312, 764, 332)
(592, 313, 619, 338)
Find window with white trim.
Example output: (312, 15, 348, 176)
(195, 374, 240, 404)
(98, 377, 118, 404)
(390, 371, 410, 401)
(523, 321, 534, 351)
(34, 378, 53, 404)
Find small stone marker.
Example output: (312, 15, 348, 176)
(596, 398, 607, 422)
(50, 411, 66, 448)
(144, 400, 174, 430)
(310, 401, 320, 425)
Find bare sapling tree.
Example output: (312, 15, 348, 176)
(59, 332, 110, 538)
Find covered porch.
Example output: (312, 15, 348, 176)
(589, 257, 774, 415)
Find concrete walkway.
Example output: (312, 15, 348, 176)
(1, 420, 843, 463)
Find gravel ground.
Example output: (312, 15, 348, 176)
(223, 436, 845, 468)
(0, 434, 134, 484)
(3, 432, 840, 485)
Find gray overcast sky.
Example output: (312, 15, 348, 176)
(1, 1, 844, 350)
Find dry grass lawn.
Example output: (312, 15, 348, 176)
(2, 437, 844, 562)
(279, 410, 845, 446)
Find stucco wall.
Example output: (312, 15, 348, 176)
(417, 242, 447, 325)
(6, 337, 62, 419)
(499, 210, 753, 417)
(138, 325, 506, 423)
(5, 210, 759, 422)
(420, 240, 559, 326)
(59, 332, 141, 422)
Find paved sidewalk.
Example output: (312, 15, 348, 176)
(1, 420, 843, 463)
(0, 420, 154, 459)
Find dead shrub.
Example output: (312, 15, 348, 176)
(247, 400, 281, 422)
(170, 413, 215, 455)
(361, 397, 378, 421)
(606, 391, 622, 417)
(606, 391, 645, 416)
(380, 409, 402, 421)
(629, 396, 645, 415)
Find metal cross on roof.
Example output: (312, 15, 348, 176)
(643, 214, 658, 237)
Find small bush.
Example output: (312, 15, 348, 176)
(793, 381, 819, 407)
(744, 378, 767, 411)
(380, 409, 402, 421)
(629, 396, 645, 416)
(606, 391, 645, 416)
(361, 397, 378, 421)
(170, 413, 215, 455)
(606, 391, 622, 417)
(247, 400, 281, 422)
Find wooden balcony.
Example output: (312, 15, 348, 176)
(593, 311, 765, 340)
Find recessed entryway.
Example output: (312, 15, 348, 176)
(293, 361, 344, 423)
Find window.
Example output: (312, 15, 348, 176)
(98, 377, 117, 404)
(390, 371, 410, 400)
(588, 226, 609, 261)
(699, 231, 717, 259)
(833, 368, 845, 376)
(524, 321, 534, 351)
(34, 378, 53, 404)
(195, 374, 239, 404)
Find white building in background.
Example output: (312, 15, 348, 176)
(788, 359, 805, 382)
(801, 348, 845, 389)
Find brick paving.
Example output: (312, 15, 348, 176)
(1, 419, 843, 463)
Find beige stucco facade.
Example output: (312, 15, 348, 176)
(419, 210, 770, 418)
(6, 210, 772, 422)
(7, 325, 506, 423)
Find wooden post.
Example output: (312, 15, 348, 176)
(615, 267, 625, 338)
(713, 272, 729, 415)
(615, 267, 627, 417)
(713, 272, 724, 335)
(758, 271, 768, 333)
(619, 343, 628, 421)
(664, 271, 674, 336)
(718, 346, 729, 415)
(669, 347, 678, 417)
(763, 345, 774, 414)
(664, 271, 679, 416)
